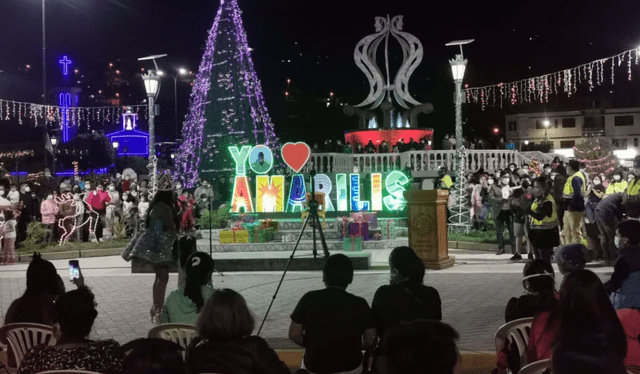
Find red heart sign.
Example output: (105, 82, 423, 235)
(281, 142, 311, 173)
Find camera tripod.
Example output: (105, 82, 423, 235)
(257, 169, 330, 335)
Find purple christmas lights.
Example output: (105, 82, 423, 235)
(175, 0, 280, 187)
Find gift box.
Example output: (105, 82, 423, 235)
(343, 235, 363, 252)
(349, 222, 370, 241)
(249, 227, 275, 243)
(336, 217, 351, 241)
(219, 229, 249, 243)
(260, 219, 279, 231)
(350, 212, 378, 229)
(382, 220, 397, 240)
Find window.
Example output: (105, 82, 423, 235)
(535, 119, 551, 129)
(560, 140, 575, 148)
(562, 118, 576, 128)
(615, 115, 634, 126)
(612, 138, 628, 149)
(508, 121, 516, 131)
(584, 116, 605, 129)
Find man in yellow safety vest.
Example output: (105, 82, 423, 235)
(561, 160, 586, 245)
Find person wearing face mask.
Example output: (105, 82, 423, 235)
(600, 172, 609, 189)
(194, 180, 215, 202)
(371, 247, 441, 373)
(561, 160, 586, 246)
(527, 176, 561, 263)
(585, 176, 606, 260)
(0, 186, 10, 208)
(488, 171, 515, 255)
(605, 219, 640, 309)
(104, 184, 120, 240)
(595, 193, 627, 266)
(471, 174, 489, 231)
(542, 164, 552, 178)
(86, 185, 111, 243)
(7, 184, 20, 206)
(605, 169, 628, 197)
(40, 190, 59, 245)
(17, 185, 37, 246)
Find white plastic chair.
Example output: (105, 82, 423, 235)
(517, 358, 552, 374)
(36, 371, 104, 374)
(0, 323, 56, 368)
(148, 323, 196, 359)
(494, 317, 534, 374)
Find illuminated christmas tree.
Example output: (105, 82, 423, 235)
(175, 0, 280, 187)
(573, 138, 619, 178)
(529, 157, 542, 177)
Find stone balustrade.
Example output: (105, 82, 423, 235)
(299, 150, 569, 175)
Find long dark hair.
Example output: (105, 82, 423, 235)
(389, 246, 425, 287)
(547, 270, 626, 359)
(145, 190, 178, 229)
(522, 260, 556, 312)
(184, 252, 215, 311)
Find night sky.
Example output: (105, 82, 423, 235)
(1, 0, 639, 145)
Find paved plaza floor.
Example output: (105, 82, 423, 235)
(0, 248, 613, 352)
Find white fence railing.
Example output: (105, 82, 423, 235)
(300, 150, 568, 175)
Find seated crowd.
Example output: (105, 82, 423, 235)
(6, 239, 640, 374)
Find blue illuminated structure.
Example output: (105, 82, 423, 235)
(59, 56, 72, 75)
(106, 111, 150, 157)
(58, 91, 79, 142)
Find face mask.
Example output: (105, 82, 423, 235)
(594, 180, 601, 185)
(0, 191, 5, 196)
(545, 168, 551, 174)
(615, 236, 621, 248)
(550, 175, 556, 180)
(47, 195, 53, 200)
(109, 186, 115, 191)
(509, 167, 515, 171)
(502, 178, 509, 185)
(522, 169, 529, 174)
(488, 180, 494, 185)
(24, 187, 30, 192)
(614, 175, 621, 181)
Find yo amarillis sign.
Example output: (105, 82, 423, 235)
(227, 142, 409, 213)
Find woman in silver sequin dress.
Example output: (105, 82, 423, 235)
(123, 189, 179, 323)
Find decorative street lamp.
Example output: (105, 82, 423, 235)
(446, 39, 474, 233)
(112, 140, 119, 150)
(50, 135, 58, 175)
(543, 119, 551, 146)
(139, 53, 167, 200)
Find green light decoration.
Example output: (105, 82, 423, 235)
(383, 170, 410, 211)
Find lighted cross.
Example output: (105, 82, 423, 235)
(59, 56, 72, 75)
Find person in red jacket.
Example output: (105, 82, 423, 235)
(86, 184, 111, 242)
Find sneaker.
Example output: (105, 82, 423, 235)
(510, 253, 522, 261)
(496, 248, 505, 255)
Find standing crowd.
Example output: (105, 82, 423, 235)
(437, 157, 640, 266)
(0, 169, 224, 264)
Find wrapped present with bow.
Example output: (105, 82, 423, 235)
(349, 221, 370, 241)
(260, 219, 279, 231)
(336, 217, 351, 241)
(248, 225, 275, 243)
(219, 228, 249, 243)
(362, 212, 378, 229)
(382, 220, 397, 240)
(343, 235, 363, 252)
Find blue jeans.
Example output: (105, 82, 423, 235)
(495, 210, 515, 251)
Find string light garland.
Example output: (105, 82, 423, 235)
(174, 0, 280, 188)
(465, 47, 640, 109)
(573, 138, 619, 178)
(0, 99, 148, 128)
(0, 150, 35, 159)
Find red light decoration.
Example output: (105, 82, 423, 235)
(493, 127, 499, 134)
(344, 129, 434, 148)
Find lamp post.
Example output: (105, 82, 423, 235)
(169, 68, 188, 141)
(112, 140, 119, 171)
(446, 39, 474, 233)
(50, 135, 58, 175)
(543, 119, 550, 147)
(42, 0, 46, 104)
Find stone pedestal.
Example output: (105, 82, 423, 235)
(404, 189, 454, 270)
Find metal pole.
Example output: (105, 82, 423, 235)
(42, 0, 46, 104)
(148, 95, 155, 160)
(455, 80, 462, 154)
(174, 75, 178, 141)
